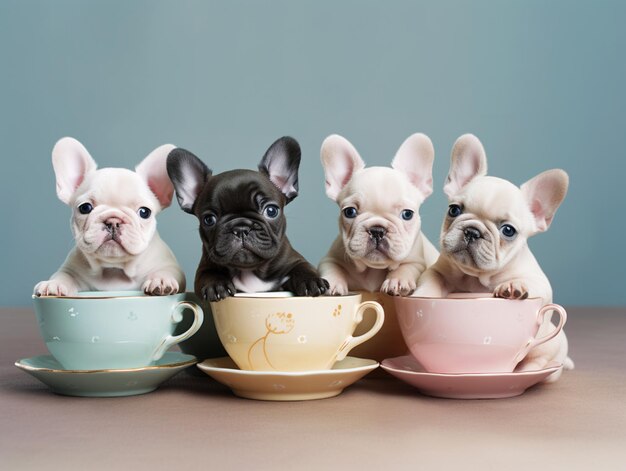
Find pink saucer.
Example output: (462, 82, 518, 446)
(381, 355, 562, 399)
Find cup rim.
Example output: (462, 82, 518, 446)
(33, 290, 368, 301)
(215, 292, 363, 300)
(400, 293, 544, 301)
(233, 291, 294, 298)
(32, 290, 183, 300)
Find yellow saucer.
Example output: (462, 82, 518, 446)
(197, 356, 378, 401)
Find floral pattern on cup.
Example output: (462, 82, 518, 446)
(247, 306, 342, 371)
(248, 312, 296, 370)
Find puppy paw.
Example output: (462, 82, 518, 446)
(286, 276, 330, 297)
(328, 282, 349, 296)
(381, 277, 417, 296)
(493, 280, 528, 300)
(33, 280, 77, 297)
(142, 276, 180, 296)
(200, 279, 236, 302)
(323, 276, 349, 296)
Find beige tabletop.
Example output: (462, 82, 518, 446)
(1, 306, 625, 470)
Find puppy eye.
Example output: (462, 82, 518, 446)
(78, 203, 93, 215)
(263, 204, 280, 219)
(138, 207, 151, 219)
(401, 209, 414, 221)
(448, 204, 462, 218)
(203, 214, 217, 227)
(343, 207, 358, 219)
(500, 224, 517, 239)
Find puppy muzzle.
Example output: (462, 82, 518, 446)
(365, 225, 391, 257)
(103, 216, 124, 239)
(212, 218, 279, 265)
(443, 221, 497, 271)
(463, 226, 482, 244)
(368, 225, 387, 245)
(345, 227, 394, 269)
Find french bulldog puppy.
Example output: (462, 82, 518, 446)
(166, 136, 328, 301)
(318, 134, 439, 296)
(34, 137, 185, 296)
(414, 134, 572, 379)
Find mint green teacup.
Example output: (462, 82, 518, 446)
(33, 291, 203, 370)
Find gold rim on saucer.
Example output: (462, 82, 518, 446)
(14, 356, 197, 374)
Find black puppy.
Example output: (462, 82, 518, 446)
(166, 137, 329, 301)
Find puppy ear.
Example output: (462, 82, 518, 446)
(443, 134, 488, 198)
(391, 133, 435, 199)
(521, 169, 569, 232)
(135, 144, 176, 209)
(51, 137, 98, 204)
(320, 134, 365, 201)
(166, 148, 212, 213)
(258, 136, 301, 203)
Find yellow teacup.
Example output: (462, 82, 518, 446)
(211, 293, 384, 371)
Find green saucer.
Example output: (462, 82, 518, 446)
(15, 352, 197, 397)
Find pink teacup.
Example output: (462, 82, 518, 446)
(394, 294, 567, 374)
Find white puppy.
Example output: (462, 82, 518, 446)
(319, 134, 439, 296)
(414, 134, 572, 380)
(34, 137, 185, 296)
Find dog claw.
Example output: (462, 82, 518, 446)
(324, 277, 348, 296)
(33, 280, 76, 297)
(494, 281, 529, 300)
(287, 276, 328, 297)
(201, 280, 236, 302)
(381, 278, 417, 297)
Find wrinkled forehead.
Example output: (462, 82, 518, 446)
(340, 167, 421, 211)
(74, 168, 157, 206)
(203, 170, 283, 211)
(459, 176, 530, 222)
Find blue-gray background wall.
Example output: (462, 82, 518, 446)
(1, 0, 623, 306)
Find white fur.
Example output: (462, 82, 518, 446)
(414, 134, 571, 381)
(34, 137, 185, 297)
(319, 133, 439, 296)
(232, 270, 288, 293)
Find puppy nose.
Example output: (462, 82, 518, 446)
(232, 225, 251, 238)
(104, 217, 123, 231)
(368, 226, 387, 242)
(464, 227, 481, 242)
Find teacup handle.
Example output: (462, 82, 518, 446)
(335, 300, 385, 362)
(530, 303, 567, 349)
(151, 301, 204, 361)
